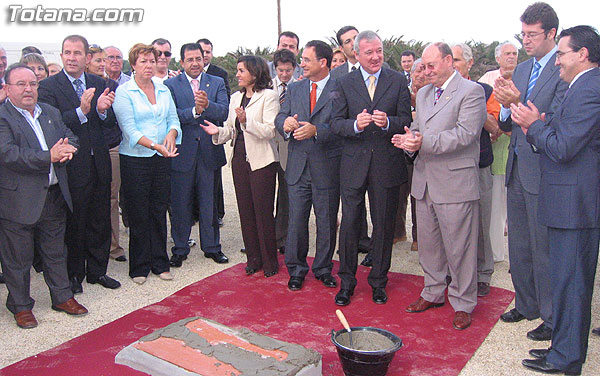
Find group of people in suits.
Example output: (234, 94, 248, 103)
(1, 4, 600, 373)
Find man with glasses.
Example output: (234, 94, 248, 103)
(493, 2, 567, 341)
(0, 64, 87, 328)
(104, 46, 130, 86)
(152, 38, 178, 82)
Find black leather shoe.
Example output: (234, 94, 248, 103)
(264, 270, 278, 278)
(593, 327, 600, 336)
(360, 253, 373, 267)
(245, 267, 258, 275)
(88, 275, 121, 289)
(169, 254, 187, 267)
(500, 308, 526, 323)
(114, 255, 127, 262)
(522, 357, 581, 375)
(335, 289, 354, 306)
(240, 248, 246, 254)
(217, 217, 224, 227)
(288, 276, 304, 291)
(372, 287, 388, 304)
(527, 323, 552, 341)
(278, 246, 285, 254)
(0, 272, 5, 284)
(316, 273, 337, 288)
(529, 348, 551, 359)
(70, 276, 83, 294)
(205, 251, 229, 264)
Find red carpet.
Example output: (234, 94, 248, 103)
(1, 259, 514, 376)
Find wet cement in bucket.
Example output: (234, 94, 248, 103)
(336, 331, 395, 352)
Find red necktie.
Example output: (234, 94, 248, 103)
(310, 82, 317, 113)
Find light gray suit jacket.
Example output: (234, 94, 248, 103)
(411, 72, 486, 204)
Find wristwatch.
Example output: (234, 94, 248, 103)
(150, 142, 155, 150)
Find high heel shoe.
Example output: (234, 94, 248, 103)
(264, 270, 278, 278)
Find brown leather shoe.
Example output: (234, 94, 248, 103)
(52, 298, 88, 316)
(411, 241, 418, 251)
(453, 311, 472, 330)
(14, 310, 38, 329)
(406, 296, 444, 313)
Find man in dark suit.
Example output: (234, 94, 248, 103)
(330, 26, 360, 80)
(0, 64, 88, 329)
(165, 43, 229, 266)
(331, 31, 411, 306)
(514, 25, 600, 376)
(268, 31, 303, 79)
(197, 38, 229, 227)
(38, 35, 121, 294)
(493, 2, 567, 341)
(275, 40, 342, 291)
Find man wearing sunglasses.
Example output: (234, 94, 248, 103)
(152, 38, 179, 82)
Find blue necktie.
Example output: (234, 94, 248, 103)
(73, 78, 84, 99)
(525, 62, 541, 101)
(434, 87, 444, 105)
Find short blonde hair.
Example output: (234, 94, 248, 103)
(128, 43, 159, 69)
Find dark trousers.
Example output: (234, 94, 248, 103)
(120, 154, 170, 278)
(285, 164, 339, 278)
(395, 163, 417, 239)
(546, 227, 599, 374)
(214, 167, 225, 219)
(338, 166, 400, 290)
(171, 155, 221, 256)
(66, 162, 111, 282)
(231, 151, 277, 274)
(275, 164, 289, 249)
(0, 186, 72, 314)
(507, 160, 552, 326)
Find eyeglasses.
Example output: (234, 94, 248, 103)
(556, 49, 578, 58)
(519, 31, 546, 40)
(106, 55, 123, 61)
(157, 51, 172, 57)
(7, 81, 39, 89)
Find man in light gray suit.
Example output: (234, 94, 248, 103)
(0, 64, 88, 328)
(275, 41, 341, 291)
(394, 42, 486, 330)
(493, 2, 567, 341)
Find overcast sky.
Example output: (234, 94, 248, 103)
(3, 0, 599, 61)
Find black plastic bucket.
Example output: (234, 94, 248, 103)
(331, 327, 403, 376)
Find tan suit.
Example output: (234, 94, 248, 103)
(411, 72, 486, 313)
(212, 89, 279, 170)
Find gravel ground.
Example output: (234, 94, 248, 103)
(1, 162, 598, 375)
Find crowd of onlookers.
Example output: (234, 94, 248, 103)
(1, 2, 599, 374)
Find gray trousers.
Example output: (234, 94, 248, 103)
(0, 187, 72, 314)
(417, 187, 479, 313)
(507, 160, 552, 327)
(477, 166, 494, 283)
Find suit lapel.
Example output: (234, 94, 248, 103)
(57, 71, 83, 109)
(5, 103, 44, 150)
(425, 73, 461, 122)
(516, 59, 533, 102)
(246, 89, 265, 109)
(309, 79, 331, 119)
(38, 109, 59, 149)
(370, 68, 392, 108)
(199, 73, 212, 94)
(349, 69, 372, 105)
(296, 79, 311, 119)
(528, 53, 558, 102)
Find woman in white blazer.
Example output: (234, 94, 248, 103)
(202, 55, 280, 277)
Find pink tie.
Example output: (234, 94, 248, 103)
(191, 79, 200, 92)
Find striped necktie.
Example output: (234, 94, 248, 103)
(279, 82, 287, 104)
(525, 62, 541, 101)
(434, 87, 444, 105)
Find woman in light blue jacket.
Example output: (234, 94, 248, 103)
(113, 43, 181, 285)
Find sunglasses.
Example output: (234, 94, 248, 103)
(157, 51, 172, 57)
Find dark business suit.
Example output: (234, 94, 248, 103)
(525, 68, 600, 374)
(165, 73, 229, 257)
(331, 67, 411, 290)
(205, 63, 229, 221)
(38, 70, 115, 283)
(275, 77, 342, 278)
(498, 52, 567, 327)
(0, 101, 77, 313)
